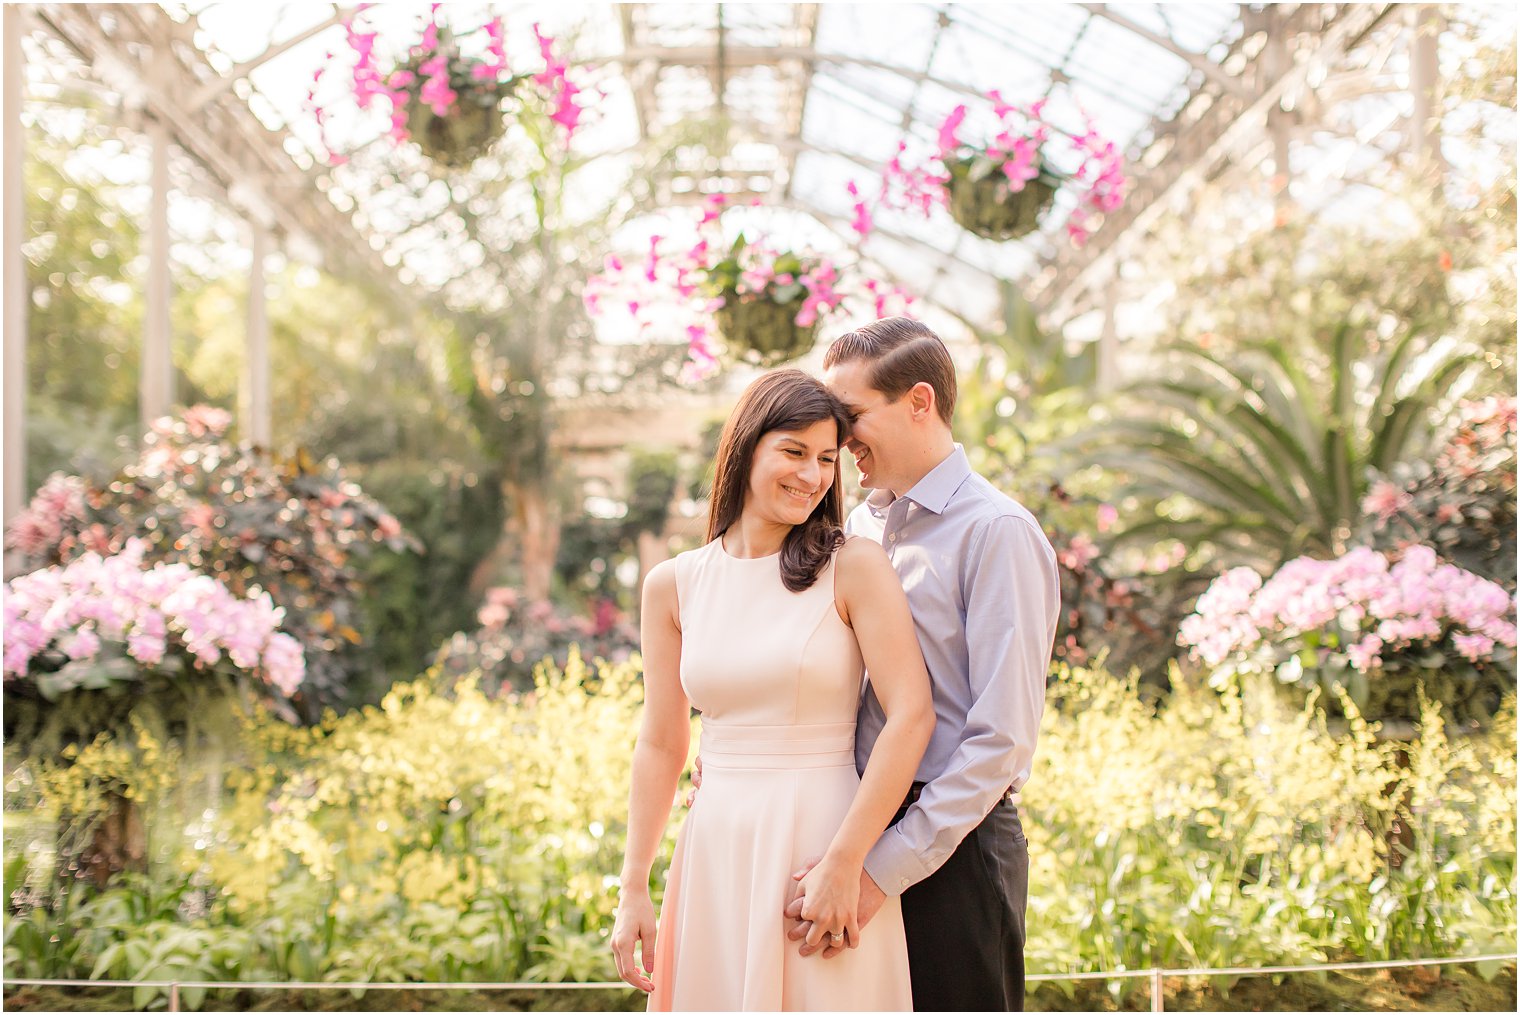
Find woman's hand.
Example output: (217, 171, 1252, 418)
(611, 888, 658, 992)
(796, 855, 862, 950)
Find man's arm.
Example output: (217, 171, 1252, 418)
(862, 513, 1059, 895)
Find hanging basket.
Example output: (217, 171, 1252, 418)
(943, 152, 1059, 241)
(395, 41, 518, 168)
(716, 297, 819, 367)
(405, 94, 509, 167)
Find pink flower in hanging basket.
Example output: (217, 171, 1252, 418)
(585, 194, 914, 380)
(875, 91, 1127, 246)
(305, 10, 588, 167)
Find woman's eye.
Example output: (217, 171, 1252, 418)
(784, 448, 803, 456)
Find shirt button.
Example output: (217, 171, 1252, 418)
(889, 533, 897, 542)
(900, 877, 910, 888)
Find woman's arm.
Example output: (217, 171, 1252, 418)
(795, 537, 934, 948)
(610, 558, 690, 993)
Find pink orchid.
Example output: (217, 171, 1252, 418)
(847, 180, 874, 238)
(937, 104, 967, 158)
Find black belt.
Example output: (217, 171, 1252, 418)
(901, 781, 1016, 808)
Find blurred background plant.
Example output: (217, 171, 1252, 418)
(5, 407, 417, 721)
(430, 591, 639, 698)
(1361, 396, 1517, 592)
(1178, 545, 1516, 730)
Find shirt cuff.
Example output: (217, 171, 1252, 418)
(863, 824, 934, 897)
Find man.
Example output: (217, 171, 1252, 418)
(787, 316, 1060, 1011)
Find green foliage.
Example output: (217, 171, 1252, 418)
(349, 461, 506, 687)
(22, 121, 149, 493)
(556, 449, 680, 606)
(23, 125, 145, 422)
(200, 653, 668, 988)
(5, 654, 1512, 1005)
(1081, 325, 1486, 572)
(623, 450, 681, 540)
(1026, 666, 1517, 980)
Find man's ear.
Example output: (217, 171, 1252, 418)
(908, 381, 937, 421)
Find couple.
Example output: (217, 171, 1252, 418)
(612, 317, 1061, 1012)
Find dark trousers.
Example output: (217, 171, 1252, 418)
(894, 798, 1029, 1012)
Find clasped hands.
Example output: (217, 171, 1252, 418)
(786, 857, 890, 959)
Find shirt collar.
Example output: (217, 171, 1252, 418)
(864, 444, 972, 517)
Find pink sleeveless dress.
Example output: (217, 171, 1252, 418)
(648, 538, 912, 1012)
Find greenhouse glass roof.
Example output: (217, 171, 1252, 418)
(25, 2, 1450, 346)
(22, 3, 1256, 328)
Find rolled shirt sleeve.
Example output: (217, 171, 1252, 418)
(863, 513, 1059, 894)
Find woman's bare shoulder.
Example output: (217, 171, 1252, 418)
(642, 557, 680, 610)
(834, 534, 895, 589)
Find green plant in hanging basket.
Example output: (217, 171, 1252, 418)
(703, 239, 835, 367)
(393, 31, 522, 169)
(714, 297, 820, 367)
(943, 150, 1061, 241)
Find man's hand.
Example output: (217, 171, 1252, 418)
(784, 862, 890, 958)
(685, 756, 703, 807)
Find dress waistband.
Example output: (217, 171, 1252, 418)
(699, 721, 857, 769)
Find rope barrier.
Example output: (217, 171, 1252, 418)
(4, 952, 1515, 1013)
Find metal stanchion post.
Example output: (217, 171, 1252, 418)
(1150, 967, 1164, 1012)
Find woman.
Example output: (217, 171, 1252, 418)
(611, 369, 934, 1011)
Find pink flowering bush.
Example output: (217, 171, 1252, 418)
(1179, 545, 1517, 728)
(308, 9, 584, 168)
(4, 406, 416, 720)
(1362, 397, 1516, 591)
(3, 539, 305, 702)
(584, 194, 915, 380)
(430, 587, 638, 697)
(873, 93, 1125, 246)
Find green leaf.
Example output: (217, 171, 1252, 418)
(90, 942, 125, 980)
(1475, 959, 1505, 981)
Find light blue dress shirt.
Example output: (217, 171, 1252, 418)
(848, 445, 1060, 896)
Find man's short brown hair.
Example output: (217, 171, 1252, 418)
(822, 317, 957, 425)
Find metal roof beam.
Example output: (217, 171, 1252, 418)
(1032, 3, 1397, 325)
(614, 45, 993, 105)
(1078, 4, 1252, 100)
(186, 8, 352, 111)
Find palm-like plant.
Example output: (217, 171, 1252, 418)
(1082, 323, 1488, 570)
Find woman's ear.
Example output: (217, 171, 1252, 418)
(908, 381, 937, 421)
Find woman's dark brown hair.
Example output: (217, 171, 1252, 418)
(706, 369, 850, 592)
